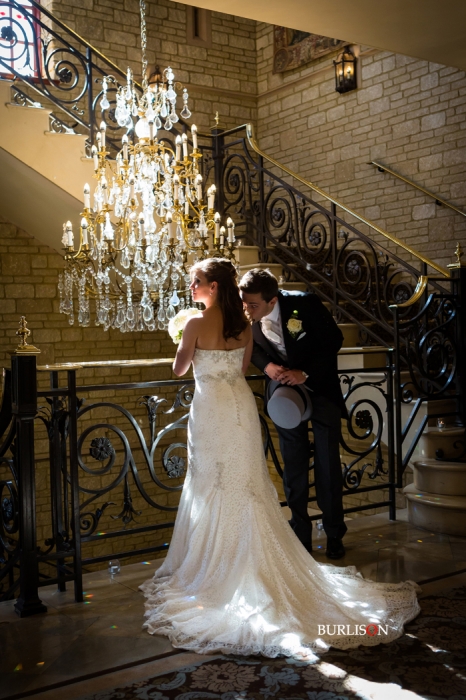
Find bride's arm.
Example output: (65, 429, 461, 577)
(242, 328, 253, 374)
(173, 318, 198, 376)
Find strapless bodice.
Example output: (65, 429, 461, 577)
(192, 347, 246, 383)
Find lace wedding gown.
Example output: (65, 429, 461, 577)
(140, 347, 420, 658)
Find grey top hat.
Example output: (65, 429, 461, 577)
(266, 380, 312, 429)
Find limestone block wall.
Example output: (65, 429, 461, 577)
(256, 24, 466, 270)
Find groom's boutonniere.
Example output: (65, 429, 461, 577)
(286, 310, 305, 340)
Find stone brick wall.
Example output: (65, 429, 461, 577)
(256, 24, 466, 270)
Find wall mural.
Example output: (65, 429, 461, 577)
(273, 27, 347, 73)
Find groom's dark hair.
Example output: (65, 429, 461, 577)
(238, 268, 279, 302)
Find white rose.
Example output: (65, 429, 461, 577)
(287, 318, 302, 333)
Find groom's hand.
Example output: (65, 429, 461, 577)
(264, 363, 287, 381)
(277, 369, 307, 386)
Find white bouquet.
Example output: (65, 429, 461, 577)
(168, 307, 201, 345)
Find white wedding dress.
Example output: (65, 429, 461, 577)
(140, 347, 420, 658)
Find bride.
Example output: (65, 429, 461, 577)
(140, 258, 420, 658)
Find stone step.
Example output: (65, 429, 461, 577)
(279, 281, 308, 291)
(415, 426, 465, 461)
(403, 482, 466, 536)
(339, 322, 360, 348)
(238, 262, 283, 279)
(337, 346, 388, 370)
(235, 245, 261, 266)
(412, 458, 466, 496)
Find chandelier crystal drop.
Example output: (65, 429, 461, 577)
(58, 0, 236, 333)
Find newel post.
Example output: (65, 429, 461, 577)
(12, 318, 47, 617)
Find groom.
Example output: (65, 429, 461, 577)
(239, 268, 347, 559)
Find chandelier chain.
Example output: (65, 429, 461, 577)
(140, 0, 148, 90)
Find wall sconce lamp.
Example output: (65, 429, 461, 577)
(334, 45, 357, 93)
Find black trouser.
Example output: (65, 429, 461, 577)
(274, 393, 347, 545)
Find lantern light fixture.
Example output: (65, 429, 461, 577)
(334, 45, 357, 94)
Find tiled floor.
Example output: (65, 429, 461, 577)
(1, 509, 466, 700)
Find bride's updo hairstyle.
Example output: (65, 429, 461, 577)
(190, 258, 249, 340)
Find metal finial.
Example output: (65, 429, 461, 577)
(447, 242, 465, 269)
(214, 111, 219, 127)
(14, 317, 40, 354)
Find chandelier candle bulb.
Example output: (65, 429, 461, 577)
(182, 133, 188, 159)
(83, 184, 90, 210)
(80, 218, 88, 246)
(185, 200, 190, 216)
(175, 135, 182, 161)
(66, 220, 73, 248)
(173, 175, 180, 201)
(91, 145, 98, 171)
(227, 217, 235, 243)
(207, 185, 216, 210)
(220, 226, 225, 246)
(195, 174, 203, 201)
(214, 212, 220, 242)
(100, 121, 106, 149)
(166, 212, 174, 239)
(191, 124, 198, 150)
(122, 134, 129, 161)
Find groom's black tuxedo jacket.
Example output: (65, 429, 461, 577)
(251, 290, 347, 416)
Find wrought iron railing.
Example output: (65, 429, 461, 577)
(209, 124, 465, 466)
(1, 342, 396, 609)
(212, 123, 452, 350)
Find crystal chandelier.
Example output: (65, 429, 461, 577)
(58, 0, 236, 333)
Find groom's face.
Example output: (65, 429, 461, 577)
(241, 292, 278, 322)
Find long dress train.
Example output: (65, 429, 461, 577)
(140, 347, 420, 658)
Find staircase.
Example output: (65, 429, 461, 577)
(0, 81, 93, 250)
(0, 0, 464, 537)
(404, 421, 466, 536)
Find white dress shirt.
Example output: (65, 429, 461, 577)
(261, 302, 288, 361)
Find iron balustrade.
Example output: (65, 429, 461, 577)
(0, 347, 396, 610)
(207, 124, 465, 457)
